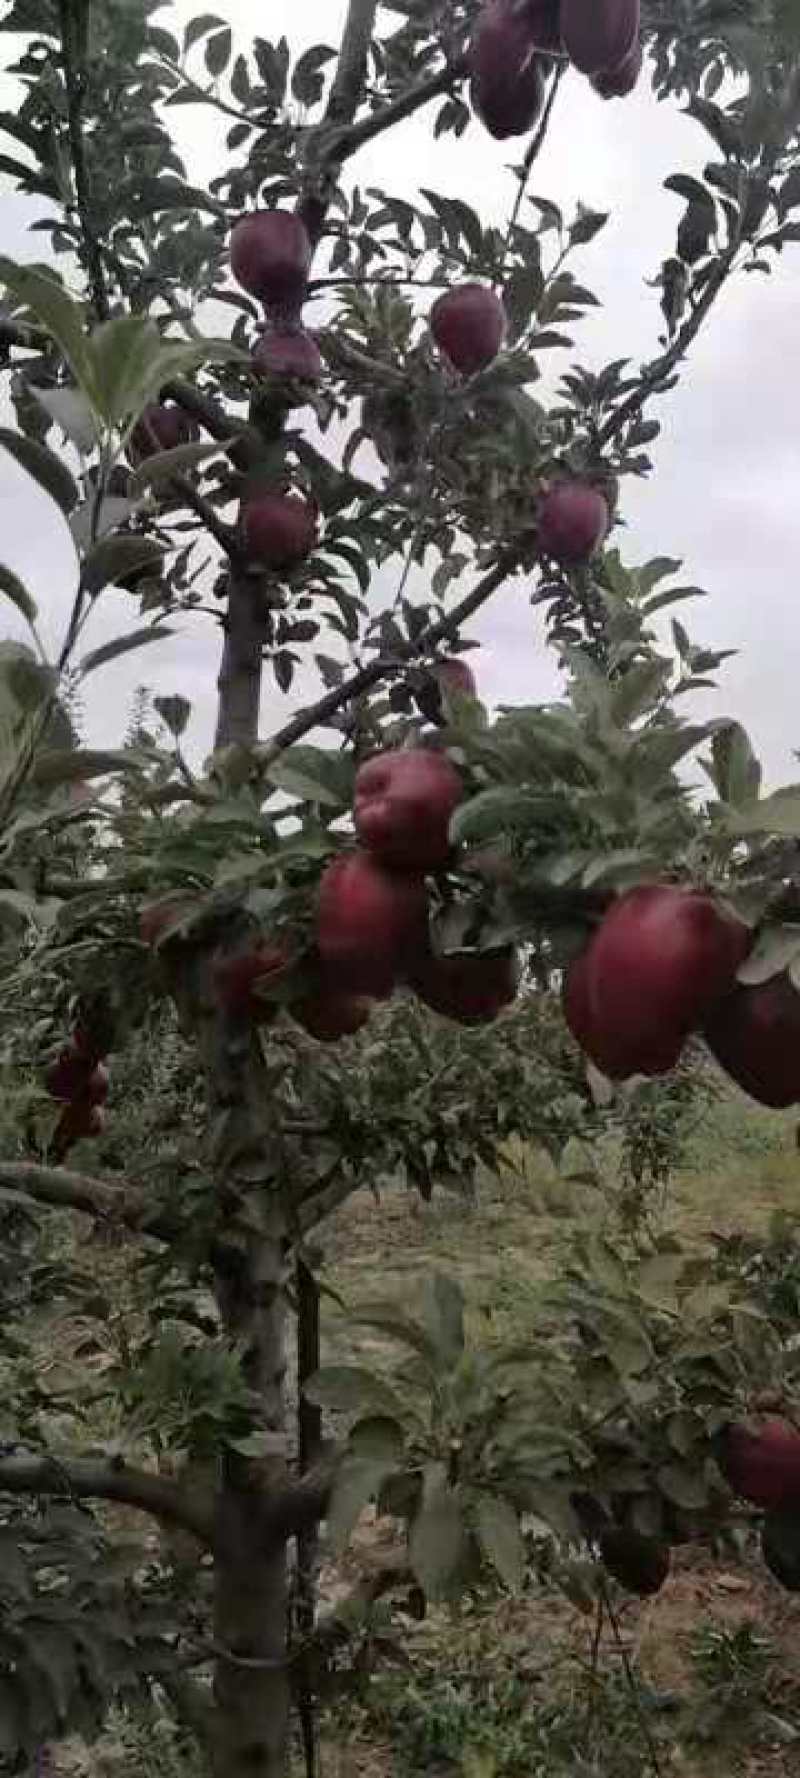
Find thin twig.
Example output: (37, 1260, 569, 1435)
(502, 61, 566, 272)
(265, 550, 516, 758)
(600, 1577, 663, 1778)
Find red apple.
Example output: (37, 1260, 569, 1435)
(591, 39, 643, 98)
(703, 973, 800, 1108)
(537, 481, 609, 564)
(564, 885, 751, 1080)
(523, 0, 563, 52)
(317, 853, 428, 996)
(230, 210, 312, 310)
(130, 403, 198, 462)
(470, 1, 546, 139)
(431, 285, 507, 375)
(139, 895, 197, 949)
(354, 749, 464, 875)
(58, 1100, 105, 1145)
(45, 1041, 90, 1104)
(292, 990, 372, 1042)
(243, 491, 318, 571)
(560, 0, 640, 75)
(717, 1418, 800, 1511)
(211, 942, 291, 1022)
(437, 658, 478, 699)
(85, 1063, 109, 1107)
(409, 948, 519, 1024)
(253, 326, 323, 382)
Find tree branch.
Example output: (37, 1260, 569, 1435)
(503, 61, 566, 257)
(0, 1161, 177, 1243)
(0, 1452, 214, 1542)
(260, 1449, 339, 1547)
(264, 549, 518, 758)
(299, 0, 379, 244)
(58, 0, 108, 321)
(597, 250, 737, 448)
(325, 59, 464, 163)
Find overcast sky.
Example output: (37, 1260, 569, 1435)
(1, 1, 799, 784)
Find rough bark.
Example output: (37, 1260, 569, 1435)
(196, 1009, 293, 1778)
(214, 571, 273, 751)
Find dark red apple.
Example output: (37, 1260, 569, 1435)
(317, 853, 428, 996)
(292, 990, 372, 1042)
(703, 973, 800, 1108)
(717, 1418, 800, 1511)
(84, 1063, 109, 1107)
(253, 326, 323, 382)
(470, 2, 546, 139)
(437, 658, 478, 700)
(58, 1100, 105, 1144)
(591, 39, 643, 97)
(431, 285, 507, 375)
(130, 403, 198, 462)
(523, 0, 563, 52)
(243, 491, 318, 571)
(45, 1041, 90, 1104)
(564, 886, 751, 1080)
(211, 942, 291, 1022)
(139, 895, 197, 949)
(409, 948, 519, 1024)
(354, 749, 464, 875)
(230, 210, 312, 310)
(537, 480, 609, 564)
(560, 0, 640, 75)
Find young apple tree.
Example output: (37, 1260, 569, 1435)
(3, 1, 800, 1774)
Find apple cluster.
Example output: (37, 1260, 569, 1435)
(470, 0, 642, 143)
(140, 708, 520, 1041)
(428, 282, 610, 561)
(564, 884, 800, 1110)
(44, 1017, 109, 1155)
(227, 207, 321, 570)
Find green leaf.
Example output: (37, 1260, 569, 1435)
(0, 428, 79, 516)
(154, 695, 191, 739)
(328, 1455, 395, 1553)
(475, 1493, 525, 1591)
(87, 316, 203, 428)
(736, 925, 800, 987)
(81, 535, 166, 596)
(0, 566, 37, 628)
(410, 1465, 464, 1600)
(304, 1365, 406, 1419)
(79, 628, 173, 677)
(569, 205, 609, 246)
(30, 747, 135, 787)
(184, 12, 227, 53)
(504, 263, 544, 344)
(0, 257, 91, 386)
(349, 1416, 406, 1463)
(726, 785, 800, 837)
(205, 26, 232, 75)
(657, 1462, 709, 1511)
(709, 722, 762, 807)
(130, 439, 229, 493)
(32, 386, 99, 453)
(265, 745, 354, 810)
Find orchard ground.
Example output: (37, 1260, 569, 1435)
(32, 1079, 800, 1778)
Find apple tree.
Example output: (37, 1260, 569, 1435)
(3, 2, 800, 1775)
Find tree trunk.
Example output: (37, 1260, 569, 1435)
(212, 1215, 290, 1778)
(196, 1006, 293, 1778)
